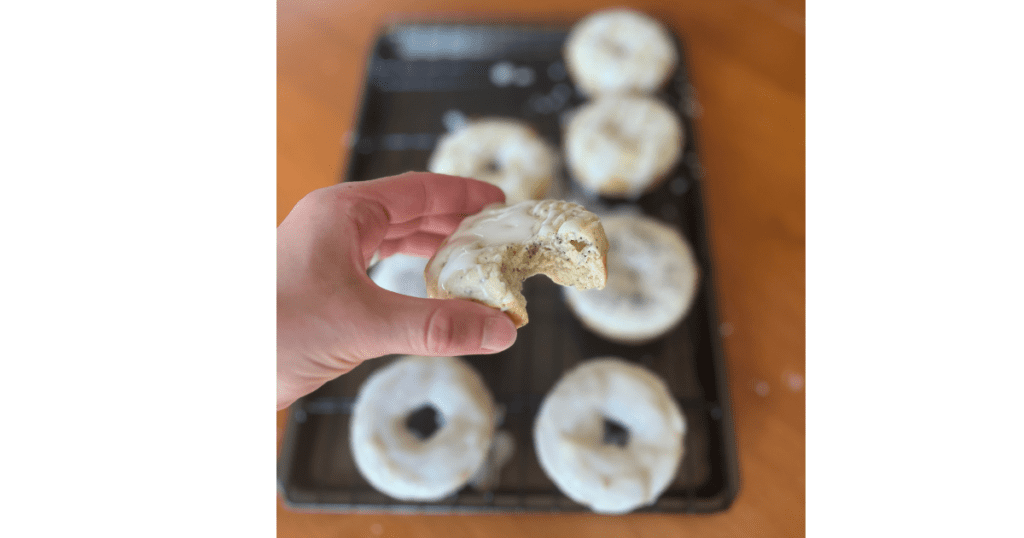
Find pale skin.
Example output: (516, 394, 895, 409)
(277, 172, 518, 409)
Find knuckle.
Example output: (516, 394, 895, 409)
(299, 184, 357, 212)
(298, 186, 333, 208)
(423, 307, 455, 355)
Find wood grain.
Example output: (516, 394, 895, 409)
(277, 0, 804, 535)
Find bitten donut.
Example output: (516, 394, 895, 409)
(349, 355, 496, 501)
(564, 94, 684, 200)
(427, 118, 559, 204)
(564, 9, 678, 97)
(368, 253, 429, 299)
(533, 357, 686, 514)
(563, 214, 700, 344)
(424, 199, 609, 327)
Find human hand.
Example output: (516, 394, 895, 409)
(277, 172, 518, 409)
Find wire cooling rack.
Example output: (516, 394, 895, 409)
(277, 21, 739, 513)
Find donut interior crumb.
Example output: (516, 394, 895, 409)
(426, 200, 610, 327)
(489, 235, 606, 325)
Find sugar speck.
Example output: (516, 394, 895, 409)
(489, 61, 515, 87)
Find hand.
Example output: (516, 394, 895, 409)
(277, 172, 518, 409)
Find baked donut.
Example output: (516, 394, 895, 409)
(564, 94, 684, 199)
(424, 199, 609, 327)
(427, 118, 559, 205)
(564, 9, 678, 97)
(533, 357, 686, 514)
(563, 214, 699, 344)
(368, 253, 430, 299)
(349, 355, 496, 501)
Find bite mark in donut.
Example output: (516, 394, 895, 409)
(425, 200, 609, 327)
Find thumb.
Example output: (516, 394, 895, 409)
(375, 292, 518, 357)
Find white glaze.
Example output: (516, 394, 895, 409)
(563, 214, 699, 344)
(349, 356, 496, 501)
(564, 9, 677, 96)
(428, 119, 558, 204)
(436, 201, 586, 293)
(425, 199, 606, 326)
(565, 95, 684, 199)
(533, 357, 685, 514)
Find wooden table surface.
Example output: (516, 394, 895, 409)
(277, 0, 805, 536)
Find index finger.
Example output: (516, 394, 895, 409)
(340, 172, 506, 224)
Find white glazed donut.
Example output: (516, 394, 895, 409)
(563, 214, 699, 344)
(534, 357, 686, 514)
(349, 355, 496, 501)
(564, 94, 684, 200)
(368, 253, 429, 298)
(427, 118, 559, 205)
(425, 199, 609, 327)
(564, 9, 678, 97)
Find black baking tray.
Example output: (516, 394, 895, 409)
(278, 20, 740, 514)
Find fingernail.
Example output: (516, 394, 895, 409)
(482, 314, 516, 352)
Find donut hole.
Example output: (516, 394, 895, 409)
(598, 37, 629, 59)
(484, 158, 501, 174)
(599, 122, 638, 152)
(404, 404, 444, 441)
(601, 417, 630, 448)
(599, 122, 620, 140)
